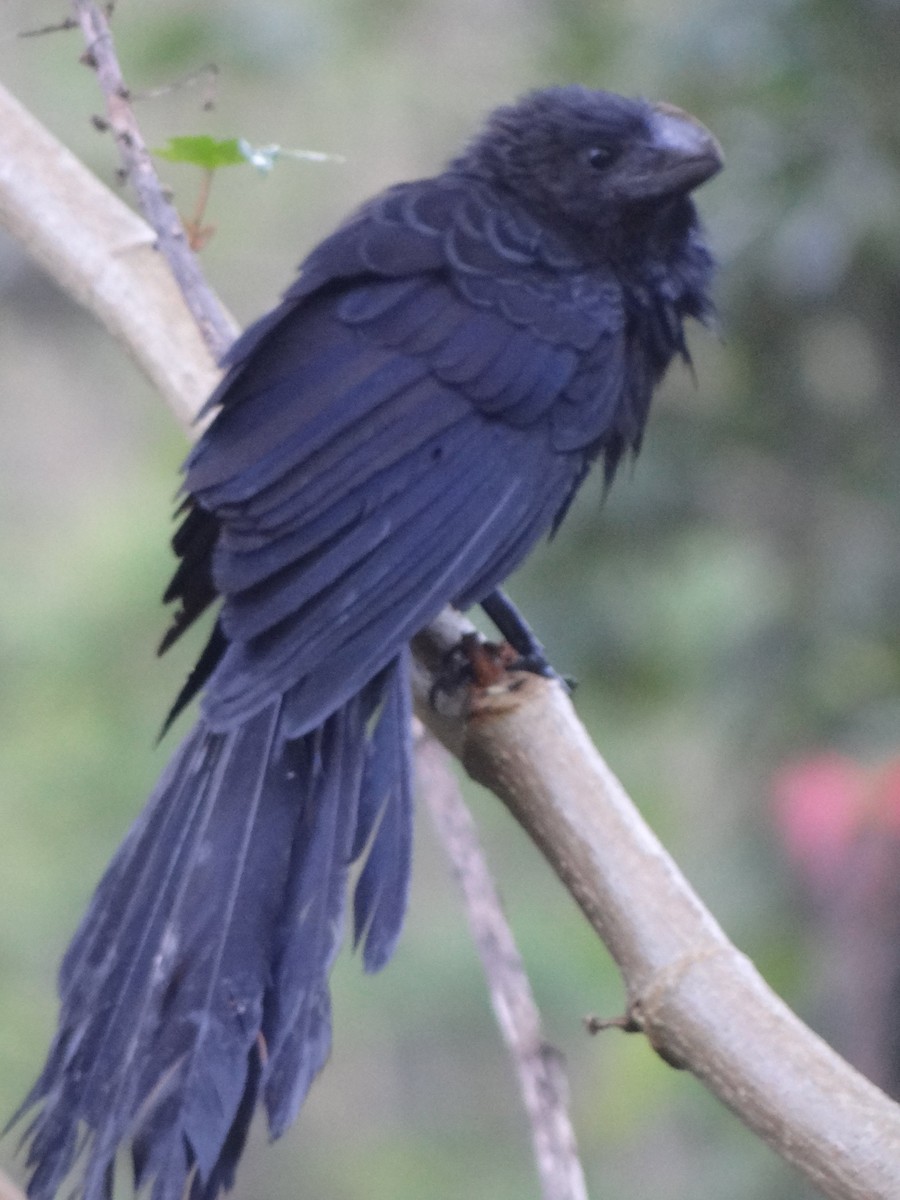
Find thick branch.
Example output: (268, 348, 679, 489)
(3, 73, 900, 1200)
(413, 617, 900, 1200)
(0, 1169, 27, 1200)
(0, 83, 223, 430)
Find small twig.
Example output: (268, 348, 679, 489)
(131, 63, 219, 111)
(416, 725, 589, 1200)
(19, 18, 79, 39)
(584, 1013, 640, 1036)
(70, 0, 233, 359)
(184, 168, 216, 251)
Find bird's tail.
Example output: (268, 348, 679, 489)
(14, 650, 413, 1200)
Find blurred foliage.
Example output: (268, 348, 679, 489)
(1, 1, 899, 1198)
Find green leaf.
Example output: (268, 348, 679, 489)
(154, 136, 246, 169)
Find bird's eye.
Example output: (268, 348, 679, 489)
(585, 146, 618, 170)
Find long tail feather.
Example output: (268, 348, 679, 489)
(15, 656, 414, 1200)
(352, 650, 414, 973)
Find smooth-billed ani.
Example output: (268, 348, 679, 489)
(14, 86, 721, 1200)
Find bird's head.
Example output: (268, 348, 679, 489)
(454, 86, 722, 235)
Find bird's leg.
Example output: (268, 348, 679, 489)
(480, 589, 548, 665)
(480, 589, 574, 692)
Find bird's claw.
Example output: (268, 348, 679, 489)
(428, 633, 574, 710)
(507, 651, 577, 695)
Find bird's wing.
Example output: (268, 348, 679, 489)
(166, 177, 630, 731)
(201, 175, 628, 446)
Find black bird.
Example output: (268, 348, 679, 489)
(15, 86, 721, 1200)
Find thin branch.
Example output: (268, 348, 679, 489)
(183, 169, 217, 251)
(416, 726, 589, 1200)
(3, 57, 900, 1200)
(70, 0, 235, 359)
(18, 18, 79, 39)
(130, 63, 219, 110)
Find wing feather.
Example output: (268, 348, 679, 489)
(203, 425, 556, 732)
(167, 171, 634, 734)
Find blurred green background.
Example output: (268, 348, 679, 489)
(1, 1, 899, 1198)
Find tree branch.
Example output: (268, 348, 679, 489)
(0, 1168, 27, 1200)
(413, 617, 900, 1199)
(70, 0, 235, 359)
(416, 727, 589, 1200)
(0, 83, 223, 431)
(3, 43, 900, 1200)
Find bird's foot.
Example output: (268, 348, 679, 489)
(429, 633, 574, 711)
(506, 650, 577, 694)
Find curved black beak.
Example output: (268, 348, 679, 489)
(619, 103, 723, 202)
